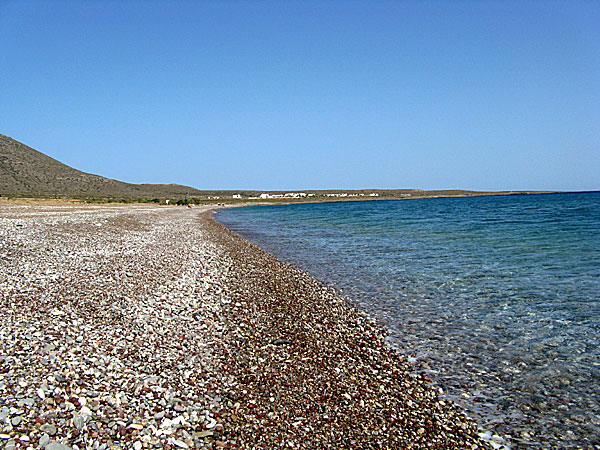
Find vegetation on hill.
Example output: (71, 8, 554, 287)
(0, 134, 203, 200)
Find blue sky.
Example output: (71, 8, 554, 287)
(1, 1, 598, 191)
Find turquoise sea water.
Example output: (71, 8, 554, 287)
(217, 193, 600, 449)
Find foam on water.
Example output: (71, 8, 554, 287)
(217, 192, 600, 449)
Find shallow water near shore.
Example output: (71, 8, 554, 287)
(217, 192, 600, 449)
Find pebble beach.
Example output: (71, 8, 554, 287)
(1, 205, 490, 450)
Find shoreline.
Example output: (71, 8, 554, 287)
(0, 189, 567, 208)
(0, 205, 491, 449)
(203, 210, 493, 448)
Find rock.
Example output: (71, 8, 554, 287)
(1, 206, 505, 450)
(194, 431, 213, 438)
(40, 424, 57, 436)
(46, 442, 72, 450)
(4, 440, 15, 450)
(205, 417, 217, 429)
(10, 416, 23, 427)
(39, 434, 51, 448)
(73, 415, 85, 430)
(171, 439, 189, 449)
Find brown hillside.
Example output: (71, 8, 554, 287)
(0, 134, 202, 199)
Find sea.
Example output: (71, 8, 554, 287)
(216, 192, 600, 449)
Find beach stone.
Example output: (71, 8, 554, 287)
(39, 433, 51, 448)
(171, 439, 189, 449)
(73, 415, 85, 430)
(4, 440, 15, 450)
(40, 424, 57, 436)
(194, 431, 213, 438)
(10, 416, 22, 427)
(45, 442, 72, 450)
(44, 344, 56, 353)
(0, 205, 496, 450)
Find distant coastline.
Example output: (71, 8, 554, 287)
(1, 189, 564, 207)
(1, 133, 571, 205)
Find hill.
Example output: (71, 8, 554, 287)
(0, 134, 203, 199)
(1, 133, 552, 204)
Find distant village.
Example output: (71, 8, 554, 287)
(208, 192, 382, 200)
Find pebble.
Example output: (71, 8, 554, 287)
(0, 206, 229, 450)
(0, 205, 493, 450)
(10, 417, 22, 427)
(204, 211, 492, 449)
(39, 433, 51, 447)
(195, 431, 213, 438)
(73, 415, 85, 430)
(205, 418, 217, 429)
(40, 424, 57, 436)
(171, 439, 189, 449)
(45, 442, 72, 450)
